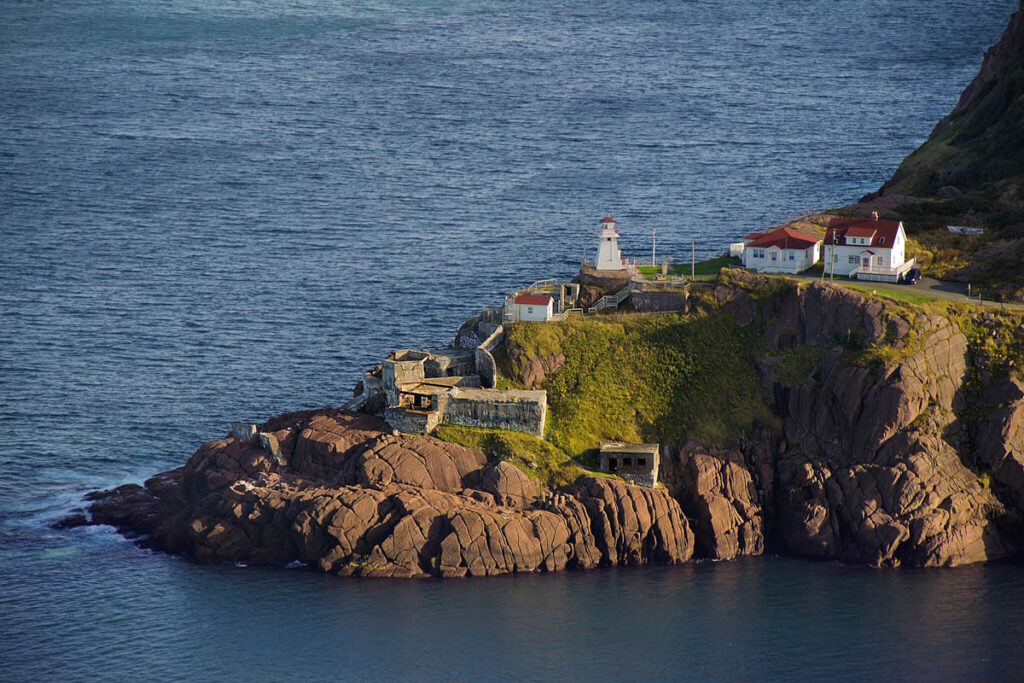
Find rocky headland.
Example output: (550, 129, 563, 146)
(79, 408, 693, 578)
(72, 271, 1024, 575)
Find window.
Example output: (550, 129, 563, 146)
(623, 457, 632, 466)
(527, 306, 534, 313)
(879, 237, 885, 245)
(637, 458, 647, 466)
(608, 458, 618, 473)
(848, 255, 858, 264)
(788, 252, 795, 260)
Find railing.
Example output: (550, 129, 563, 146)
(550, 307, 584, 321)
(587, 282, 633, 313)
(852, 258, 916, 279)
(524, 278, 560, 292)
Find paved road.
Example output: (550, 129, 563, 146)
(791, 273, 1024, 311)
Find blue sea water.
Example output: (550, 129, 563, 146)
(2, 0, 1023, 680)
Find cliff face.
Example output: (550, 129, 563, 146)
(75, 272, 1024, 574)
(659, 272, 1024, 567)
(500, 271, 1024, 568)
(82, 410, 694, 578)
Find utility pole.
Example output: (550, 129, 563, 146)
(821, 237, 826, 282)
(652, 230, 656, 267)
(830, 235, 835, 282)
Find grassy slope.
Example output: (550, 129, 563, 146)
(433, 424, 595, 488)
(637, 255, 741, 280)
(440, 274, 1024, 490)
(502, 308, 778, 457)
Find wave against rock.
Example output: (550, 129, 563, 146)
(81, 410, 693, 578)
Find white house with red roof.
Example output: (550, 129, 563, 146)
(740, 227, 821, 274)
(823, 215, 913, 281)
(509, 293, 554, 322)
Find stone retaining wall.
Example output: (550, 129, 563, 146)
(442, 387, 546, 438)
(474, 324, 504, 389)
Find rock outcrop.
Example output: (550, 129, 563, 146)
(660, 443, 764, 560)
(80, 408, 693, 578)
(675, 271, 1024, 567)
(74, 272, 1024, 574)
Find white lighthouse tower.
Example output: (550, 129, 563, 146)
(595, 215, 625, 271)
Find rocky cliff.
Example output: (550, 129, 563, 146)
(73, 272, 1024, 574)
(500, 271, 1024, 568)
(660, 271, 1024, 567)
(78, 409, 693, 578)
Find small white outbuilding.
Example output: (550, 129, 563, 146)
(510, 294, 554, 322)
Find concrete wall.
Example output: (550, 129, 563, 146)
(231, 422, 257, 441)
(383, 351, 427, 405)
(384, 406, 443, 434)
(631, 290, 688, 313)
(474, 325, 504, 389)
(442, 387, 546, 438)
(599, 446, 660, 488)
(424, 351, 476, 378)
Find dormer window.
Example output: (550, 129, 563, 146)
(879, 237, 885, 245)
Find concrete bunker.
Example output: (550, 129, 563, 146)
(600, 442, 660, 487)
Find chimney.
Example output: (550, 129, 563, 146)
(872, 211, 879, 221)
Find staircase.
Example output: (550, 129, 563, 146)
(587, 282, 633, 314)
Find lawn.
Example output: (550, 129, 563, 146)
(637, 255, 741, 280)
(841, 283, 942, 305)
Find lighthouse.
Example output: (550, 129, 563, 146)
(595, 215, 625, 271)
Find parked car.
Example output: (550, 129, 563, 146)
(899, 267, 922, 285)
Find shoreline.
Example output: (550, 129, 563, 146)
(65, 269, 1024, 576)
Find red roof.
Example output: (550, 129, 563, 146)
(600, 215, 616, 224)
(745, 227, 820, 250)
(742, 232, 765, 241)
(514, 294, 553, 306)
(845, 226, 877, 238)
(825, 217, 903, 249)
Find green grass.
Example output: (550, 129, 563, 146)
(433, 424, 598, 489)
(774, 346, 828, 387)
(637, 256, 741, 280)
(841, 283, 938, 305)
(503, 311, 778, 455)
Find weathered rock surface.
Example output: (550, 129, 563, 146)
(661, 443, 763, 560)
(75, 273, 1024, 573)
(80, 408, 694, 578)
(671, 272, 1024, 567)
(507, 348, 566, 388)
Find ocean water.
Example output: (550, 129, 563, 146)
(1, 0, 1022, 679)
